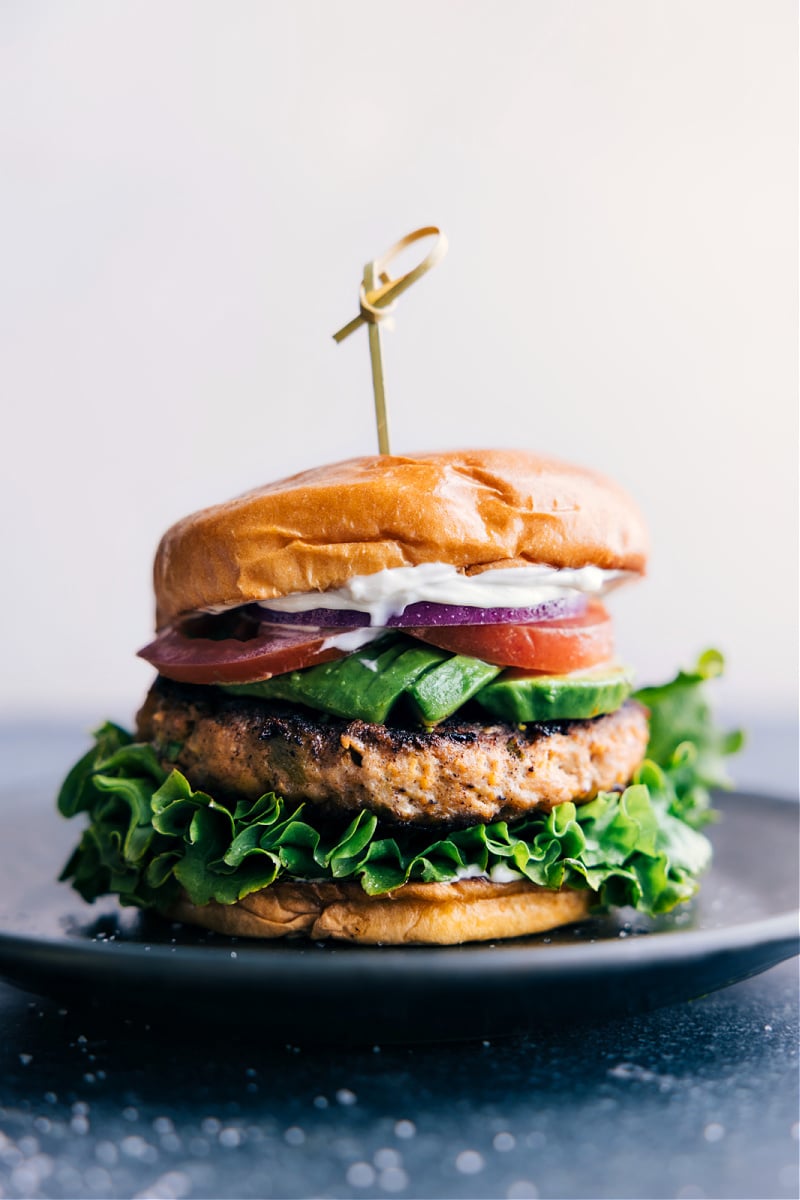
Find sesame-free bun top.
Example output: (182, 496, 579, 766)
(154, 449, 648, 628)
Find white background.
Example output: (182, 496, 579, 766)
(1, 0, 796, 727)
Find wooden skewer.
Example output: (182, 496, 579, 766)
(333, 226, 448, 454)
(362, 258, 390, 454)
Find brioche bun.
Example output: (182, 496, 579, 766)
(154, 449, 648, 627)
(168, 877, 594, 945)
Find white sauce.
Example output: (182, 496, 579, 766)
(319, 627, 383, 654)
(452, 863, 487, 881)
(488, 863, 525, 883)
(259, 562, 631, 627)
(450, 863, 527, 883)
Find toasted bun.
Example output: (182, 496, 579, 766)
(154, 450, 648, 627)
(168, 877, 594, 945)
(153, 446, 647, 624)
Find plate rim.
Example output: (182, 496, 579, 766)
(0, 907, 796, 969)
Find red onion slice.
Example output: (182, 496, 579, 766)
(255, 595, 587, 629)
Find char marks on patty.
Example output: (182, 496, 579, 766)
(136, 678, 649, 827)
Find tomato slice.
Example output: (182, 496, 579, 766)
(408, 601, 614, 673)
(138, 622, 347, 685)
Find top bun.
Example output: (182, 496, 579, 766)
(154, 450, 648, 627)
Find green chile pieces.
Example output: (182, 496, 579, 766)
(475, 665, 633, 723)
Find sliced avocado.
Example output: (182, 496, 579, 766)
(409, 655, 501, 725)
(223, 635, 450, 724)
(475, 664, 633, 723)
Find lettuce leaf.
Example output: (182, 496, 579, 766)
(58, 652, 741, 917)
(634, 648, 744, 829)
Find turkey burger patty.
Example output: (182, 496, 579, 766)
(137, 678, 650, 827)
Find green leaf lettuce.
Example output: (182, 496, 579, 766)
(58, 652, 742, 918)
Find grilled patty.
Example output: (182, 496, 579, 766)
(137, 678, 649, 827)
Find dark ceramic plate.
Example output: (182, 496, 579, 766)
(0, 787, 796, 1043)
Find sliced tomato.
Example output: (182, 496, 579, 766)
(138, 622, 347, 685)
(408, 601, 614, 674)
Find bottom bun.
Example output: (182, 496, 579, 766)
(168, 877, 594, 945)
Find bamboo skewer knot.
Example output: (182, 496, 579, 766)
(333, 226, 448, 454)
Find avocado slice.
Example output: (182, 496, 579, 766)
(475, 664, 633, 723)
(409, 656, 501, 725)
(223, 635, 450, 724)
(223, 637, 632, 727)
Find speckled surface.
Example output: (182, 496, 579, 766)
(0, 960, 797, 1200)
(0, 724, 797, 1200)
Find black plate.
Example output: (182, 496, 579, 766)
(0, 787, 796, 1043)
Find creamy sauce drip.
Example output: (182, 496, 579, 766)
(259, 562, 631, 627)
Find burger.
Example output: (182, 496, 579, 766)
(58, 449, 740, 944)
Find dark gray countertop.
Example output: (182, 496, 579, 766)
(0, 721, 797, 1200)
